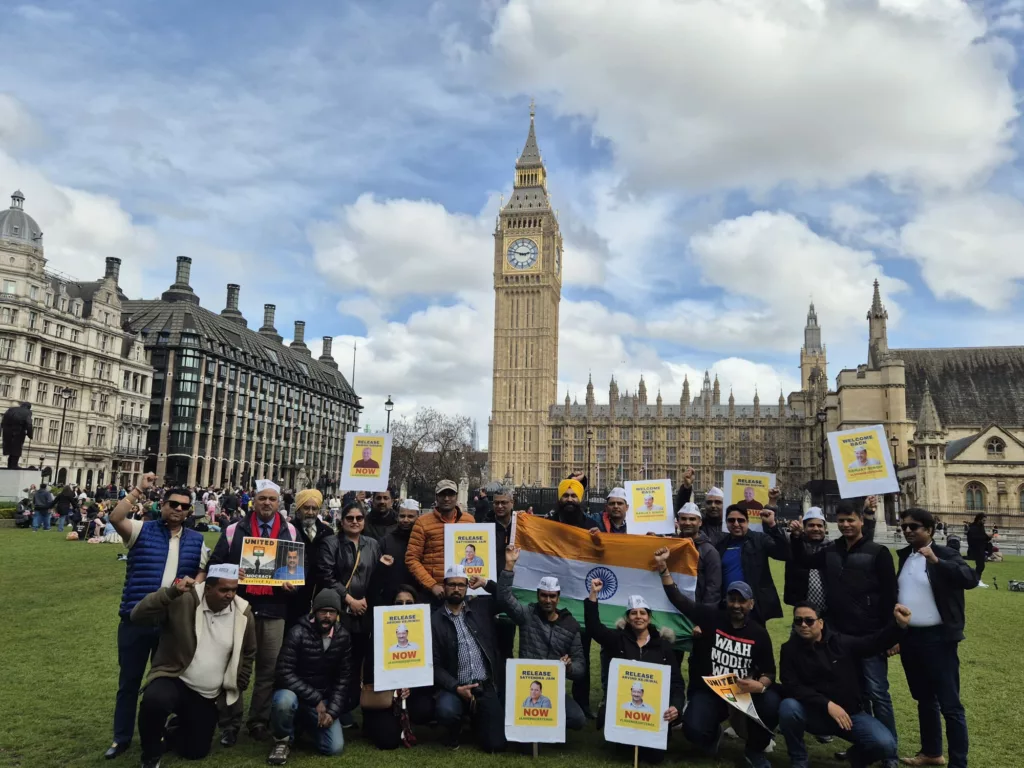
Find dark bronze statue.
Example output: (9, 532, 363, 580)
(1, 402, 33, 469)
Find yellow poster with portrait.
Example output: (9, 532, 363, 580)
(504, 659, 565, 743)
(827, 424, 899, 499)
(445, 523, 496, 594)
(624, 479, 674, 535)
(373, 604, 432, 690)
(339, 432, 393, 492)
(722, 470, 775, 532)
(604, 659, 669, 748)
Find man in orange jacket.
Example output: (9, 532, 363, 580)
(405, 479, 476, 599)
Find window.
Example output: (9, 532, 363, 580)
(28, 311, 37, 330)
(19, 378, 30, 401)
(29, 285, 38, 300)
(40, 348, 52, 368)
(620, 446, 631, 464)
(36, 382, 48, 404)
(56, 325, 65, 339)
(690, 429, 701, 441)
(715, 429, 725, 441)
(739, 429, 750, 442)
(597, 428, 607, 440)
(596, 445, 607, 463)
(97, 426, 107, 447)
(55, 352, 66, 372)
(0, 307, 16, 324)
(739, 446, 751, 465)
(47, 420, 59, 443)
(70, 356, 81, 375)
(42, 320, 50, 335)
(573, 445, 584, 463)
(63, 422, 75, 445)
(45, 292, 53, 307)
(691, 448, 701, 464)
(965, 483, 985, 510)
(86, 425, 95, 446)
(667, 446, 677, 464)
(71, 329, 79, 343)
(642, 445, 653, 464)
(551, 427, 562, 440)
(666, 428, 677, 441)
(32, 417, 42, 435)
(0, 337, 13, 360)
(620, 428, 631, 440)
(714, 447, 725, 465)
(573, 427, 585, 440)
(100, 394, 110, 413)
(0, 375, 10, 397)
(23, 341, 34, 363)
(986, 438, 1005, 458)
(551, 444, 562, 461)
(2, 280, 15, 295)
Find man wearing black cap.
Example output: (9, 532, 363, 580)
(653, 549, 779, 768)
(267, 590, 354, 765)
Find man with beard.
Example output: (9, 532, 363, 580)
(377, 500, 420, 602)
(589, 487, 629, 534)
(785, 507, 829, 613)
(653, 549, 779, 768)
(498, 546, 587, 731)
(432, 565, 506, 752)
(405, 480, 476, 601)
(365, 488, 398, 542)
(718, 497, 789, 625)
(546, 477, 590, 528)
(267, 590, 353, 764)
(674, 467, 727, 546)
(288, 489, 333, 628)
(675, 502, 722, 607)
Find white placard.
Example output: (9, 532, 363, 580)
(722, 470, 776, 533)
(444, 523, 497, 595)
(504, 659, 566, 744)
(828, 424, 899, 499)
(372, 603, 433, 691)
(603, 659, 670, 750)
(624, 479, 674, 535)
(339, 432, 392, 493)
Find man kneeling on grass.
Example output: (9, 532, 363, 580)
(266, 589, 353, 764)
(131, 564, 256, 768)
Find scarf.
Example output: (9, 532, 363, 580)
(245, 512, 282, 597)
(602, 512, 626, 533)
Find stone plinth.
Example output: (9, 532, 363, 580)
(0, 468, 43, 502)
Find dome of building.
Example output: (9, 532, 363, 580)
(0, 190, 43, 246)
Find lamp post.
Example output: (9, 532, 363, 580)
(54, 387, 74, 486)
(384, 396, 394, 433)
(586, 429, 593, 491)
(816, 409, 828, 511)
(889, 434, 900, 525)
(39, 453, 48, 480)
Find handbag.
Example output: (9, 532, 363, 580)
(359, 684, 395, 711)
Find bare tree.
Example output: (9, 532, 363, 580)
(389, 408, 474, 494)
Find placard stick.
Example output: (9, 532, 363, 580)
(633, 745, 639, 768)
(532, 743, 539, 758)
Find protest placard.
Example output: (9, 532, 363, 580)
(373, 603, 433, 691)
(504, 659, 565, 744)
(828, 424, 899, 499)
(603, 659, 670, 750)
(445, 523, 496, 594)
(624, 479, 674, 535)
(722, 470, 776, 532)
(339, 432, 392, 493)
(239, 538, 305, 586)
(702, 673, 771, 732)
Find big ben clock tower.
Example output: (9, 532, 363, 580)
(489, 105, 563, 485)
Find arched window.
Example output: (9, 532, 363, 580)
(965, 482, 986, 511)
(986, 437, 1005, 458)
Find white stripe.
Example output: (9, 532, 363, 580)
(514, 550, 697, 611)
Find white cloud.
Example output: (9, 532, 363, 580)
(899, 193, 1024, 309)
(489, 0, 1017, 192)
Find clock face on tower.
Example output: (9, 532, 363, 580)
(506, 238, 539, 270)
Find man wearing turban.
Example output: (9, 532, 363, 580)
(288, 489, 332, 629)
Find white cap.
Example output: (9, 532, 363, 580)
(631, 681, 644, 692)
(444, 564, 468, 581)
(607, 487, 628, 502)
(396, 623, 408, 632)
(400, 499, 421, 511)
(803, 506, 826, 522)
(678, 502, 703, 519)
(208, 563, 239, 580)
(538, 576, 561, 593)
(706, 486, 724, 500)
(255, 479, 281, 496)
(626, 595, 651, 611)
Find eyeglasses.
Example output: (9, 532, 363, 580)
(166, 500, 191, 511)
(900, 522, 923, 532)
(344, 515, 364, 523)
(726, 517, 746, 525)
(792, 616, 819, 627)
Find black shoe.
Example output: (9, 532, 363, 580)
(104, 743, 130, 760)
(220, 729, 238, 748)
(249, 724, 270, 742)
(141, 758, 161, 768)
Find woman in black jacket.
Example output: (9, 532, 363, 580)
(965, 513, 992, 586)
(585, 578, 684, 764)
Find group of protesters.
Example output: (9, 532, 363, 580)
(100, 468, 977, 768)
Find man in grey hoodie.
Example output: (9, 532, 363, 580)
(675, 502, 722, 607)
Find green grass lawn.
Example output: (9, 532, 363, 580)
(1, 529, 1020, 768)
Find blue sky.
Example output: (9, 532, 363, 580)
(1, 0, 1022, 439)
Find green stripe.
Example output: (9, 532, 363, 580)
(511, 588, 694, 651)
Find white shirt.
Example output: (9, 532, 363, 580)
(898, 551, 943, 627)
(179, 599, 235, 699)
(123, 519, 209, 586)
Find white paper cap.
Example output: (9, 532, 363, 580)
(396, 623, 408, 632)
(678, 502, 703, 519)
(706, 486, 724, 500)
(400, 499, 421, 511)
(538, 576, 561, 593)
(208, 563, 239, 580)
(626, 595, 651, 611)
(631, 681, 644, 692)
(255, 479, 281, 496)
(444, 564, 467, 581)
(607, 487, 628, 502)
(803, 506, 826, 522)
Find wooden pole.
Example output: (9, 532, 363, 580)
(633, 745, 639, 768)
(532, 742, 539, 758)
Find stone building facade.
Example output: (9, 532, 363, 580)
(0, 191, 153, 489)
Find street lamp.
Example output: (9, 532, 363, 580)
(889, 434, 901, 524)
(39, 453, 48, 480)
(384, 396, 394, 433)
(816, 409, 828, 510)
(54, 387, 74, 486)
(586, 429, 593, 493)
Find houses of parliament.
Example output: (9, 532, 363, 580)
(489, 110, 1024, 516)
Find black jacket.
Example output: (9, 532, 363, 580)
(784, 518, 876, 607)
(716, 523, 790, 621)
(792, 532, 896, 634)
(377, 526, 415, 602)
(209, 513, 297, 620)
(674, 485, 727, 546)
(431, 597, 502, 693)
(319, 534, 382, 633)
(780, 621, 903, 718)
(583, 598, 686, 716)
(896, 543, 977, 642)
(364, 508, 398, 543)
(274, 616, 354, 718)
(965, 523, 991, 560)
(496, 570, 586, 680)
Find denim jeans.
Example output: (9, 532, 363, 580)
(779, 698, 897, 768)
(858, 653, 897, 742)
(57, 513, 67, 532)
(269, 689, 344, 755)
(900, 627, 968, 768)
(32, 510, 51, 531)
(112, 618, 161, 745)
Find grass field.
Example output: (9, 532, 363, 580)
(1, 529, 1020, 768)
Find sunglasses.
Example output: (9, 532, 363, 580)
(900, 523, 923, 532)
(726, 517, 746, 525)
(792, 616, 819, 627)
(166, 500, 191, 511)
(344, 515, 364, 523)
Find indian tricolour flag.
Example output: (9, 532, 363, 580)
(511, 513, 699, 646)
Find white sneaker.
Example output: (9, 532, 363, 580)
(978, 581, 990, 588)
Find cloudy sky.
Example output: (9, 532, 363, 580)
(2, 0, 1021, 441)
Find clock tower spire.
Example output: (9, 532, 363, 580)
(489, 105, 563, 486)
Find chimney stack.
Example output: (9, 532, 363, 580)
(161, 255, 200, 304)
(220, 283, 247, 326)
(318, 336, 338, 368)
(174, 255, 191, 287)
(104, 257, 121, 283)
(290, 320, 311, 356)
(258, 303, 282, 343)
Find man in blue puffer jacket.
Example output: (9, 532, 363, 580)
(103, 472, 207, 761)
